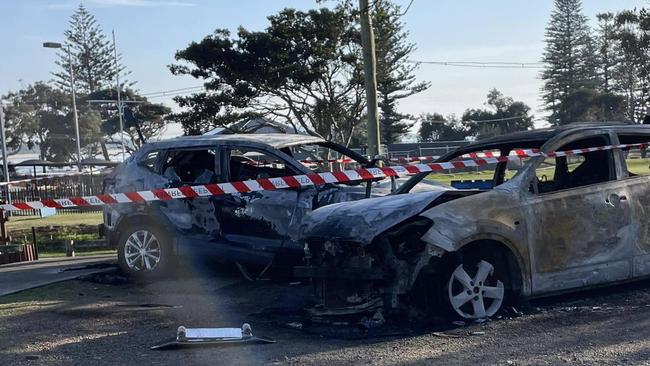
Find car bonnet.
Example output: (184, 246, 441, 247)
(298, 190, 451, 245)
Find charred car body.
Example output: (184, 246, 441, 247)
(296, 123, 650, 320)
(103, 133, 441, 279)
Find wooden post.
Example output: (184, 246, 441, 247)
(32, 226, 39, 260)
(359, 0, 381, 158)
(65, 239, 75, 257)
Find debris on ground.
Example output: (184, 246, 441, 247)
(451, 320, 466, 327)
(432, 332, 460, 338)
(469, 331, 486, 336)
(151, 323, 275, 350)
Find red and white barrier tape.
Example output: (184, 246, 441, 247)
(1, 142, 647, 212)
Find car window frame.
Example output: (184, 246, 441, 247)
(221, 144, 304, 183)
(137, 149, 164, 174)
(525, 131, 620, 196)
(159, 145, 221, 184)
(615, 131, 650, 181)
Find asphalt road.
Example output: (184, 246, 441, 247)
(0, 255, 116, 296)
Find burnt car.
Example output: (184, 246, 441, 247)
(296, 123, 650, 320)
(103, 133, 440, 279)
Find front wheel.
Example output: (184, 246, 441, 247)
(444, 259, 507, 320)
(117, 225, 172, 280)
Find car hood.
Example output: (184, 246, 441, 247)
(298, 190, 451, 245)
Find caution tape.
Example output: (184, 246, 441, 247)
(1, 142, 647, 212)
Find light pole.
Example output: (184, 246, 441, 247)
(112, 30, 126, 162)
(0, 106, 11, 203)
(43, 42, 82, 172)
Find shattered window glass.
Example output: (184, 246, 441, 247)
(139, 151, 160, 173)
(228, 148, 297, 181)
(287, 144, 363, 173)
(162, 148, 218, 184)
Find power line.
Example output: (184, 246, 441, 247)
(467, 115, 527, 123)
(140, 85, 205, 96)
(409, 60, 543, 69)
(424, 115, 527, 124)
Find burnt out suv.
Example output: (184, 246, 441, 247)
(103, 133, 424, 279)
(296, 123, 650, 320)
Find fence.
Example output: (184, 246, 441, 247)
(0, 174, 105, 217)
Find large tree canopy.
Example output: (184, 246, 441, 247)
(170, 2, 427, 146)
(462, 89, 534, 140)
(170, 7, 364, 145)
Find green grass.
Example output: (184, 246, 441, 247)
(626, 158, 650, 175)
(38, 249, 116, 258)
(6, 212, 103, 232)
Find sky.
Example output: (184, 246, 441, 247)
(1, 0, 648, 138)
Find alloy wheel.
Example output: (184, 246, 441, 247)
(123, 230, 162, 272)
(447, 260, 505, 319)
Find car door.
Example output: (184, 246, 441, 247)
(216, 145, 308, 265)
(525, 132, 635, 295)
(156, 146, 221, 249)
(615, 132, 650, 278)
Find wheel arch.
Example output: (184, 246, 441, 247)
(112, 213, 177, 253)
(437, 234, 530, 297)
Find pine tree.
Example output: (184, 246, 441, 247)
(541, 0, 597, 125)
(595, 13, 618, 93)
(373, 0, 429, 144)
(53, 4, 129, 94)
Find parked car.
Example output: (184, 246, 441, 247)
(295, 123, 650, 320)
(103, 134, 442, 279)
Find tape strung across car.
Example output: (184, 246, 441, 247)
(1, 141, 647, 212)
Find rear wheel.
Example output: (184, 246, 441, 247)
(117, 224, 172, 280)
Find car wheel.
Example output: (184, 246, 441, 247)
(117, 224, 171, 280)
(443, 258, 506, 320)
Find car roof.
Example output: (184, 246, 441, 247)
(145, 133, 326, 150)
(467, 122, 650, 148)
(439, 122, 650, 160)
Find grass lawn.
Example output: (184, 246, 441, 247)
(37, 249, 116, 258)
(6, 212, 103, 232)
(626, 158, 650, 175)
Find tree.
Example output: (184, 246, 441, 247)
(556, 89, 626, 122)
(1, 83, 106, 162)
(462, 89, 534, 140)
(373, 1, 429, 144)
(87, 89, 171, 154)
(595, 13, 619, 93)
(418, 113, 470, 142)
(541, 0, 597, 124)
(170, 8, 365, 146)
(613, 9, 650, 122)
(53, 4, 129, 94)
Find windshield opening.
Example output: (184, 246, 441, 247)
(286, 143, 365, 173)
(398, 142, 547, 193)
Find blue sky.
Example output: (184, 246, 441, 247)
(1, 0, 647, 133)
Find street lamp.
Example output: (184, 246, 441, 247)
(43, 42, 82, 172)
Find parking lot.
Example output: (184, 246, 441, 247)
(2, 259, 650, 366)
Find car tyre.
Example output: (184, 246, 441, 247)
(439, 252, 511, 320)
(117, 223, 172, 280)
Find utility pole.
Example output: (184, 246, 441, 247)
(112, 30, 126, 162)
(0, 106, 11, 203)
(43, 42, 82, 172)
(359, 0, 381, 158)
